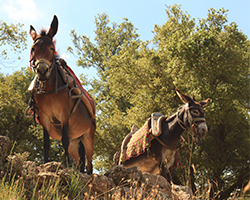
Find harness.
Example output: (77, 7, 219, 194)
(150, 105, 206, 173)
(25, 37, 86, 124)
(150, 104, 206, 152)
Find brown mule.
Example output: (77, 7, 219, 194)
(28, 15, 96, 174)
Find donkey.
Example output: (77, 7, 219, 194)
(114, 89, 210, 179)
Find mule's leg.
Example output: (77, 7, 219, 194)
(68, 138, 82, 170)
(62, 122, 71, 168)
(78, 141, 85, 173)
(43, 127, 50, 163)
(81, 126, 95, 175)
(68, 139, 86, 173)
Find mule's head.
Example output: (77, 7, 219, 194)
(30, 15, 58, 82)
(176, 89, 210, 143)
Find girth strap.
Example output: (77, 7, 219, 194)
(154, 137, 177, 151)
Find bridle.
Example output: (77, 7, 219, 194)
(30, 36, 56, 77)
(29, 37, 67, 94)
(177, 103, 206, 134)
(154, 103, 206, 151)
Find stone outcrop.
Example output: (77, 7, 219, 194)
(0, 135, 195, 199)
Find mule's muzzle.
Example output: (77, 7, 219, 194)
(196, 122, 208, 138)
(36, 64, 50, 81)
(35, 59, 52, 82)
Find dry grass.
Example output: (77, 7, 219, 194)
(0, 150, 248, 200)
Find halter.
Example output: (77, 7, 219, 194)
(177, 104, 206, 133)
(29, 36, 62, 94)
(30, 36, 57, 70)
(152, 103, 207, 169)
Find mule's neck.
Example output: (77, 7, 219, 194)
(159, 108, 186, 149)
(35, 59, 63, 94)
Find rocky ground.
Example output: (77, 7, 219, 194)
(0, 135, 196, 199)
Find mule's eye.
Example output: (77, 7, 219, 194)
(191, 110, 200, 116)
(31, 48, 35, 52)
(50, 47, 54, 51)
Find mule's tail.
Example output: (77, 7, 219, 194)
(78, 141, 85, 173)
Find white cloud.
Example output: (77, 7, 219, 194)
(61, 53, 70, 60)
(2, 0, 44, 22)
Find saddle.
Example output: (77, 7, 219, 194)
(28, 59, 96, 119)
(118, 113, 167, 164)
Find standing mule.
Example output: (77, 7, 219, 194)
(114, 89, 210, 179)
(28, 15, 96, 174)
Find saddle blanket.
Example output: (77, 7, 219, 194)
(126, 119, 151, 160)
(66, 65, 96, 118)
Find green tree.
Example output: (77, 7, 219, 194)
(152, 6, 250, 199)
(0, 21, 27, 64)
(69, 13, 143, 171)
(69, 5, 249, 199)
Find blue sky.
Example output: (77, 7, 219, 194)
(0, 0, 249, 78)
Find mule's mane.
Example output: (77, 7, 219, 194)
(40, 29, 47, 37)
(166, 112, 177, 123)
(38, 29, 57, 45)
(166, 105, 185, 123)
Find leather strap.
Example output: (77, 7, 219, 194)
(155, 137, 177, 151)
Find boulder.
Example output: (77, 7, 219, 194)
(91, 173, 115, 194)
(172, 184, 198, 200)
(141, 172, 172, 197)
(105, 165, 143, 186)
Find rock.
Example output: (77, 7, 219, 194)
(104, 165, 142, 186)
(91, 173, 115, 194)
(23, 161, 39, 177)
(36, 171, 60, 188)
(141, 172, 172, 197)
(172, 184, 198, 199)
(6, 152, 30, 176)
(105, 165, 172, 199)
(0, 135, 199, 199)
(37, 161, 64, 173)
(104, 165, 129, 185)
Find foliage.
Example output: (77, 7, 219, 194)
(69, 4, 250, 199)
(0, 68, 34, 153)
(69, 13, 143, 172)
(0, 21, 27, 64)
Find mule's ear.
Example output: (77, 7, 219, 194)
(47, 15, 58, 38)
(30, 25, 37, 41)
(176, 89, 194, 104)
(200, 98, 210, 107)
